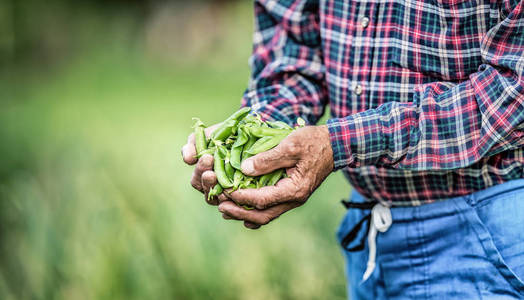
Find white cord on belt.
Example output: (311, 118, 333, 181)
(362, 203, 392, 282)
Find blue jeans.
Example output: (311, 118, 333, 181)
(337, 179, 524, 299)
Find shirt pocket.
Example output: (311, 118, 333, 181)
(387, 0, 486, 81)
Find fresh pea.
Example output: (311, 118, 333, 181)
(211, 108, 251, 142)
(268, 120, 293, 130)
(230, 145, 243, 170)
(241, 135, 258, 161)
(246, 126, 292, 138)
(239, 176, 255, 189)
(228, 107, 251, 122)
(193, 118, 207, 156)
(214, 147, 233, 188)
(258, 172, 272, 187)
(267, 169, 284, 186)
(230, 128, 248, 169)
(196, 147, 215, 158)
(257, 169, 284, 188)
(233, 170, 244, 190)
(191, 107, 299, 193)
(232, 127, 249, 147)
(242, 113, 263, 126)
(245, 134, 288, 155)
(211, 119, 237, 142)
(245, 136, 271, 154)
(225, 153, 235, 180)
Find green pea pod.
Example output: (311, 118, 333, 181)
(233, 170, 244, 190)
(224, 152, 235, 180)
(245, 134, 288, 155)
(211, 107, 250, 142)
(241, 135, 258, 161)
(211, 108, 251, 142)
(258, 172, 273, 187)
(228, 107, 252, 122)
(245, 136, 271, 154)
(267, 120, 293, 130)
(242, 205, 254, 210)
(214, 147, 233, 188)
(246, 126, 292, 138)
(229, 128, 248, 170)
(211, 119, 237, 142)
(230, 145, 243, 170)
(208, 184, 223, 200)
(268, 169, 284, 186)
(241, 115, 263, 127)
(232, 127, 249, 147)
(208, 139, 215, 148)
(192, 118, 207, 156)
(197, 147, 215, 158)
(239, 176, 254, 189)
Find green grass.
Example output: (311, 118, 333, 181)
(0, 4, 351, 299)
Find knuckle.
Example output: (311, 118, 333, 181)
(201, 170, 216, 184)
(251, 158, 263, 171)
(196, 161, 210, 173)
(259, 214, 272, 225)
(284, 139, 301, 156)
(217, 193, 228, 202)
(295, 187, 308, 202)
(256, 195, 271, 210)
(190, 178, 202, 191)
(200, 154, 214, 167)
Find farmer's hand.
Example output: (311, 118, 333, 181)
(181, 123, 228, 205)
(219, 125, 334, 229)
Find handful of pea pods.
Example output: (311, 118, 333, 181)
(192, 107, 304, 204)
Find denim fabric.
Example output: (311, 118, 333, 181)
(337, 179, 524, 299)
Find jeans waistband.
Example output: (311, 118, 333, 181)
(340, 179, 524, 252)
(345, 179, 524, 222)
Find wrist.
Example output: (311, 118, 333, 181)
(318, 125, 335, 173)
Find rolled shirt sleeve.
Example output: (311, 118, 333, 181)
(242, 0, 328, 125)
(327, 0, 524, 171)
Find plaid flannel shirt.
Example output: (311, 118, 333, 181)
(242, 0, 524, 205)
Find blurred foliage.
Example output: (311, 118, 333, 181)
(0, 1, 350, 299)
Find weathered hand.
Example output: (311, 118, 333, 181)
(181, 123, 229, 205)
(219, 125, 334, 229)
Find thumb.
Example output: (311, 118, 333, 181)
(241, 143, 298, 176)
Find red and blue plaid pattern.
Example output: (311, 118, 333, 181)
(242, 0, 524, 205)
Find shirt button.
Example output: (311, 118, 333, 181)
(354, 84, 363, 95)
(360, 17, 370, 29)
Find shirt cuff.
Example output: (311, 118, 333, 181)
(327, 117, 356, 170)
(327, 109, 385, 170)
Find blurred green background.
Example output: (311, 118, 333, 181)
(0, 1, 351, 299)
